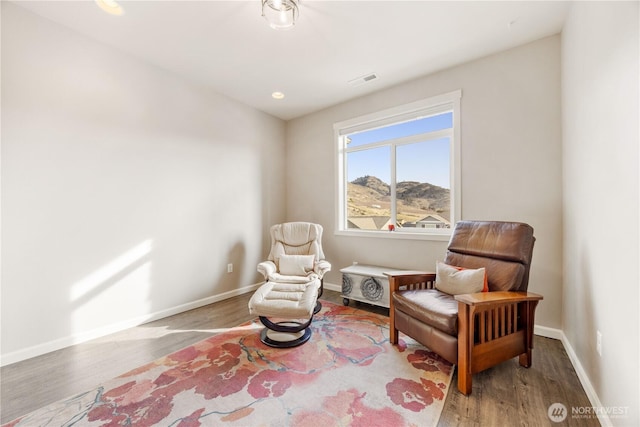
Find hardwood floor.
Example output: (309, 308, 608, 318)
(1, 290, 599, 426)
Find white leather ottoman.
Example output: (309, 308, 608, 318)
(248, 279, 320, 348)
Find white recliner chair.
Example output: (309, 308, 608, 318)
(257, 222, 331, 313)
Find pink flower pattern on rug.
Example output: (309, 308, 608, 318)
(4, 302, 453, 427)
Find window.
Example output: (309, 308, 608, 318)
(335, 90, 461, 240)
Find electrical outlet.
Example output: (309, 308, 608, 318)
(596, 331, 602, 356)
(227, 263, 233, 273)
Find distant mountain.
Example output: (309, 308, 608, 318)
(351, 176, 390, 196)
(348, 175, 450, 223)
(396, 181, 450, 212)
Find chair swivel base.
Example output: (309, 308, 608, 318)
(259, 316, 312, 348)
(313, 279, 324, 314)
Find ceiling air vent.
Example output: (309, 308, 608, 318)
(348, 73, 378, 87)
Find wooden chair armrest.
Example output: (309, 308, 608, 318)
(384, 271, 436, 292)
(454, 291, 543, 307)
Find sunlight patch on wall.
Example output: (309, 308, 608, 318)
(70, 240, 153, 301)
(71, 239, 154, 336)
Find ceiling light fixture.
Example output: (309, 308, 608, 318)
(262, 0, 299, 30)
(95, 0, 124, 16)
(272, 92, 285, 100)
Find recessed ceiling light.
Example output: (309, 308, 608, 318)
(272, 92, 285, 100)
(95, 0, 124, 16)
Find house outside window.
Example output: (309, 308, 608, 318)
(335, 90, 461, 240)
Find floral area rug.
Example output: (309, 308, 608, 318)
(4, 302, 453, 427)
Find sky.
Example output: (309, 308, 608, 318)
(345, 112, 452, 188)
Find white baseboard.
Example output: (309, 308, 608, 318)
(534, 324, 563, 340)
(558, 331, 611, 427)
(324, 281, 341, 292)
(0, 283, 263, 367)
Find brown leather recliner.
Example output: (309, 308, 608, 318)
(386, 220, 543, 395)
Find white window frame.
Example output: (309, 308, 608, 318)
(334, 90, 462, 241)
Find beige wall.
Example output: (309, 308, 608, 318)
(1, 3, 286, 363)
(562, 1, 639, 424)
(286, 35, 563, 330)
(3, 2, 638, 421)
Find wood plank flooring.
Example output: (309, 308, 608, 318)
(1, 290, 599, 426)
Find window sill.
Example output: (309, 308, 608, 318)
(334, 229, 451, 242)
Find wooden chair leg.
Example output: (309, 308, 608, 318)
(458, 367, 472, 395)
(457, 301, 473, 395)
(519, 300, 539, 368)
(388, 278, 398, 344)
(389, 308, 399, 344)
(519, 351, 532, 368)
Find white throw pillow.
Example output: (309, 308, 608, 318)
(278, 254, 315, 276)
(435, 261, 486, 295)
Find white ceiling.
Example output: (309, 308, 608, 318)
(12, 1, 570, 120)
